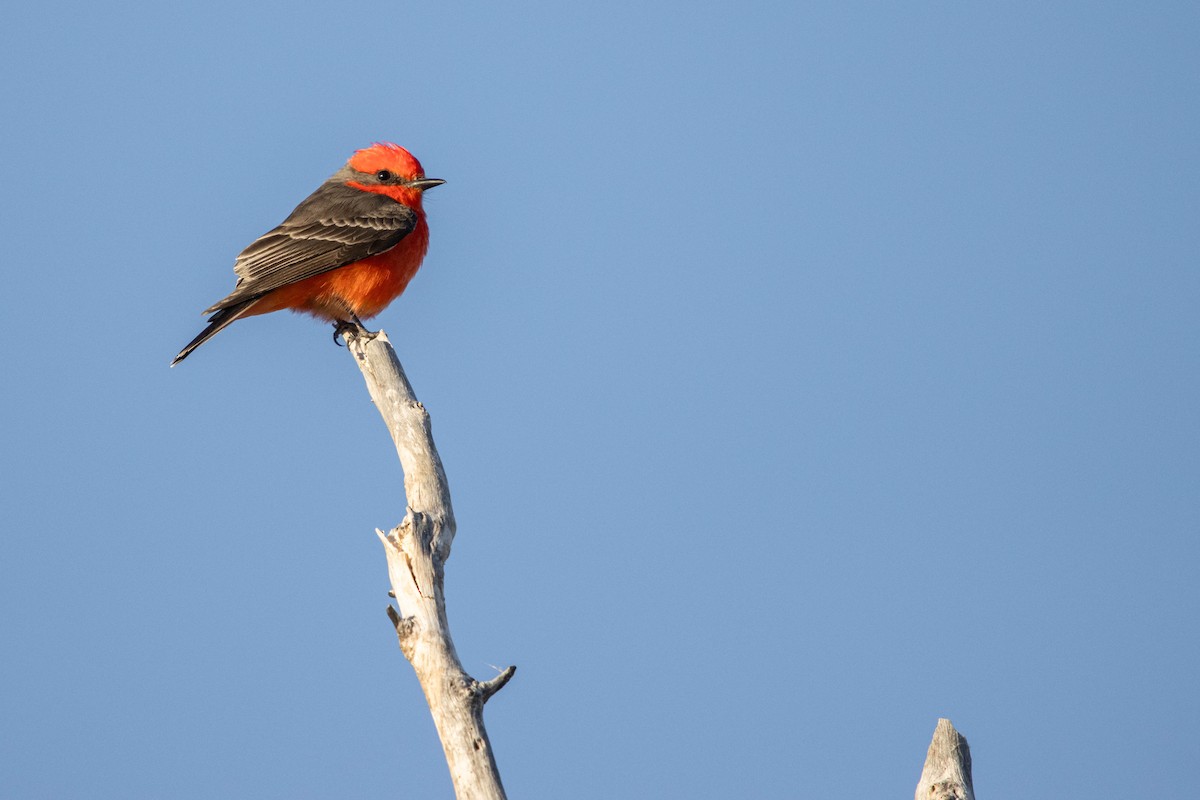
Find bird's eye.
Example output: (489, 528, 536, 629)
(376, 170, 394, 182)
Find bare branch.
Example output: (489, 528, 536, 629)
(347, 329, 514, 800)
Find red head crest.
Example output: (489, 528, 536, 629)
(347, 142, 427, 181)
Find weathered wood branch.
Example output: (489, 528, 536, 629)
(345, 328, 514, 800)
(915, 719, 974, 800)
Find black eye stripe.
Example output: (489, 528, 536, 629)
(376, 170, 394, 182)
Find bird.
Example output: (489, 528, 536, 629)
(172, 142, 443, 366)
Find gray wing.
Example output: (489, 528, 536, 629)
(204, 181, 417, 313)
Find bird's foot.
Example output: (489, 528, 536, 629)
(332, 317, 376, 346)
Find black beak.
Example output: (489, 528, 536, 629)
(409, 178, 446, 192)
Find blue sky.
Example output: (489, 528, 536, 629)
(2, 2, 1197, 797)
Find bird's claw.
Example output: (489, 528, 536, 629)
(332, 318, 377, 346)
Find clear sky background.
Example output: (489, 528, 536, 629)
(1, 2, 1197, 797)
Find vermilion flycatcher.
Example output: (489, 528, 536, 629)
(172, 143, 443, 366)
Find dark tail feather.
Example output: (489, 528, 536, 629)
(171, 299, 260, 367)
